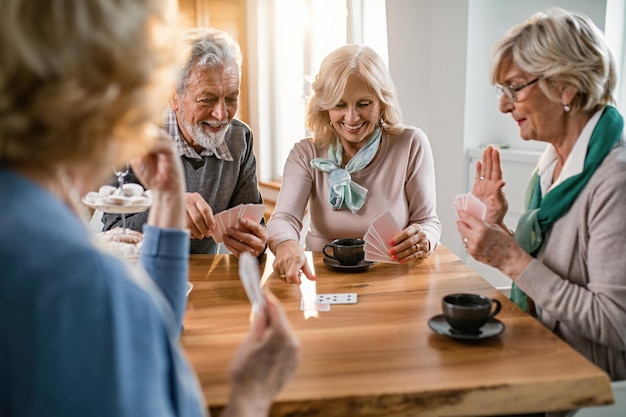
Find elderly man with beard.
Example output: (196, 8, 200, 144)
(103, 27, 267, 257)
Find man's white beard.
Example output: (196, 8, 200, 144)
(184, 118, 228, 150)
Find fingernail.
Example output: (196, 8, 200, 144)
(390, 249, 396, 255)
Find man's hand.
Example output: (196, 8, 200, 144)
(223, 217, 268, 258)
(184, 192, 217, 239)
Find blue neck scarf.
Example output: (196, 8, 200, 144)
(310, 127, 382, 213)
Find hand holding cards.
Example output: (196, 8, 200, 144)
(213, 203, 265, 243)
(363, 210, 401, 263)
(454, 193, 487, 220)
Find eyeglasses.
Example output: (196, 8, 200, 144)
(494, 78, 539, 102)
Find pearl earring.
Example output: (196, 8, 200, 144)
(564, 104, 571, 112)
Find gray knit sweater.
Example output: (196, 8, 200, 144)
(102, 118, 263, 254)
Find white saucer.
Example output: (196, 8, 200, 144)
(82, 198, 152, 214)
(428, 314, 504, 340)
(322, 256, 376, 272)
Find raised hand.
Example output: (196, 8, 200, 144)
(130, 130, 185, 230)
(472, 145, 509, 226)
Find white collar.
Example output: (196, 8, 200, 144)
(536, 109, 603, 195)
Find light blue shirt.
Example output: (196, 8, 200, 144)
(0, 169, 205, 416)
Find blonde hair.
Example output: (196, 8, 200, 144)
(490, 7, 616, 112)
(0, 0, 179, 171)
(306, 45, 404, 147)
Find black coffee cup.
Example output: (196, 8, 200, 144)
(323, 238, 365, 266)
(442, 293, 502, 334)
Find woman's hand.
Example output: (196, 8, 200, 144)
(223, 292, 299, 417)
(472, 145, 509, 227)
(390, 223, 430, 263)
(272, 240, 316, 285)
(130, 131, 185, 230)
(456, 209, 531, 280)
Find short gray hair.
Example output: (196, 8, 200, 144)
(490, 7, 616, 112)
(175, 27, 243, 95)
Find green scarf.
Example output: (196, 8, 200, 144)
(511, 106, 624, 312)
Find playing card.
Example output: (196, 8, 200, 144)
(238, 252, 265, 317)
(213, 204, 266, 242)
(364, 239, 388, 258)
(454, 194, 464, 212)
(363, 230, 388, 256)
(299, 299, 331, 312)
(454, 193, 486, 220)
(364, 250, 398, 263)
(240, 204, 265, 225)
(213, 211, 227, 243)
(317, 293, 357, 304)
(363, 211, 401, 263)
(370, 211, 401, 247)
(225, 206, 235, 230)
(465, 192, 487, 220)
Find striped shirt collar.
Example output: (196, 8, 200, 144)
(162, 106, 233, 161)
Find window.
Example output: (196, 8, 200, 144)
(606, 0, 626, 116)
(247, 0, 388, 183)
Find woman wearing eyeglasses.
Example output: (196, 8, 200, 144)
(456, 7, 626, 388)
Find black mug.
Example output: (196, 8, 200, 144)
(323, 238, 365, 266)
(442, 293, 502, 334)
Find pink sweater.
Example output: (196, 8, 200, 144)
(267, 127, 441, 252)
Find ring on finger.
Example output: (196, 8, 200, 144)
(479, 176, 486, 180)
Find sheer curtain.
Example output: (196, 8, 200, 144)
(246, 0, 388, 183)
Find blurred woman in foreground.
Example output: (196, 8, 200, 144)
(0, 0, 298, 416)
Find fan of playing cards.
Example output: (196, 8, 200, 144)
(454, 192, 487, 220)
(364, 211, 402, 263)
(212, 203, 265, 243)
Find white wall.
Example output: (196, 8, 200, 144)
(386, 0, 612, 271)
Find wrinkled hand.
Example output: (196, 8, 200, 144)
(184, 192, 216, 239)
(224, 217, 268, 258)
(456, 209, 531, 280)
(130, 131, 184, 197)
(130, 131, 185, 230)
(472, 145, 508, 226)
(272, 240, 316, 285)
(390, 223, 430, 263)
(225, 292, 299, 417)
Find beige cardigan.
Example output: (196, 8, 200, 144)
(267, 127, 442, 252)
(516, 142, 626, 380)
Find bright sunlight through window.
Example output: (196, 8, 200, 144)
(250, 0, 388, 182)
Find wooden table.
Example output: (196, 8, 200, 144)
(181, 246, 613, 416)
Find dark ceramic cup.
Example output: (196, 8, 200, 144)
(322, 238, 365, 266)
(442, 293, 502, 334)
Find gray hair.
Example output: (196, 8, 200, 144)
(175, 27, 243, 95)
(490, 7, 617, 113)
